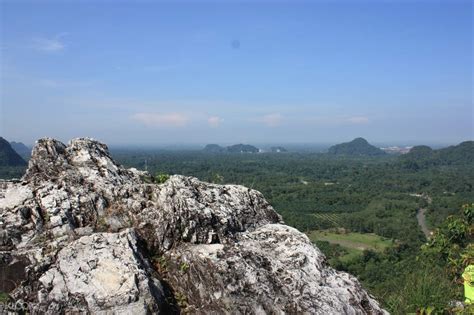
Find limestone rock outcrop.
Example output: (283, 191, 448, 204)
(0, 138, 387, 314)
(38, 230, 164, 314)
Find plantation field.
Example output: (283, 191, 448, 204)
(312, 212, 343, 227)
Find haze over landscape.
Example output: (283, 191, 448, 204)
(1, 1, 474, 314)
(1, 0, 472, 145)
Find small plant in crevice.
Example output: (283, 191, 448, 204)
(153, 256, 168, 275)
(140, 175, 154, 184)
(179, 261, 190, 273)
(95, 216, 108, 232)
(175, 291, 188, 309)
(42, 211, 50, 222)
(33, 232, 51, 245)
(0, 292, 9, 303)
(154, 173, 170, 184)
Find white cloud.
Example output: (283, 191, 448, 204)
(32, 35, 66, 52)
(131, 113, 189, 127)
(261, 113, 283, 127)
(207, 116, 223, 128)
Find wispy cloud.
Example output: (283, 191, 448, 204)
(36, 77, 96, 88)
(32, 34, 66, 52)
(208, 116, 223, 128)
(131, 112, 190, 127)
(260, 113, 283, 127)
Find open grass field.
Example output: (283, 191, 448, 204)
(307, 230, 393, 262)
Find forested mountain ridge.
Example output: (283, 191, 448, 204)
(227, 143, 259, 153)
(400, 140, 474, 169)
(204, 143, 260, 153)
(203, 144, 225, 153)
(10, 141, 31, 158)
(328, 137, 386, 156)
(0, 137, 27, 166)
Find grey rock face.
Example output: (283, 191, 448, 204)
(38, 229, 164, 314)
(0, 137, 387, 314)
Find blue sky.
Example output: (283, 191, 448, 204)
(1, 0, 472, 145)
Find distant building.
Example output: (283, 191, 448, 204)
(380, 146, 413, 154)
(270, 146, 287, 153)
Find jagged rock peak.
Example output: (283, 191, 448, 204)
(24, 137, 144, 185)
(0, 137, 387, 314)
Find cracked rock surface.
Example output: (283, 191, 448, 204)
(38, 229, 164, 314)
(0, 137, 387, 314)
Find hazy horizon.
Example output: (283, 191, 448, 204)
(3, 137, 469, 151)
(1, 1, 472, 145)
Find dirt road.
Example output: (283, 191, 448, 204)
(416, 208, 430, 239)
(410, 193, 432, 239)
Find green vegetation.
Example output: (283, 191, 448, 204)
(308, 230, 393, 251)
(270, 146, 287, 152)
(153, 256, 168, 274)
(316, 205, 473, 313)
(333, 205, 473, 314)
(314, 240, 361, 263)
(203, 144, 225, 153)
(113, 141, 473, 240)
(400, 141, 474, 170)
(309, 230, 392, 264)
(179, 261, 190, 273)
(0, 165, 26, 179)
(0, 137, 27, 179)
(10, 141, 31, 159)
(111, 141, 473, 312)
(174, 291, 188, 309)
(1, 139, 470, 311)
(203, 143, 259, 153)
(0, 292, 9, 303)
(154, 173, 170, 184)
(226, 143, 259, 153)
(311, 212, 343, 228)
(0, 137, 27, 166)
(327, 137, 386, 156)
(421, 203, 473, 281)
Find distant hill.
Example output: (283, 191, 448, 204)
(403, 145, 433, 159)
(400, 141, 474, 168)
(203, 143, 260, 153)
(327, 138, 386, 156)
(10, 141, 31, 158)
(270, 146, 287, 153)
(226, 144, 259, 153)
(203, 144, 225, 153)
(437, 141, 474, 164)
(0, 137, 27, 166)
